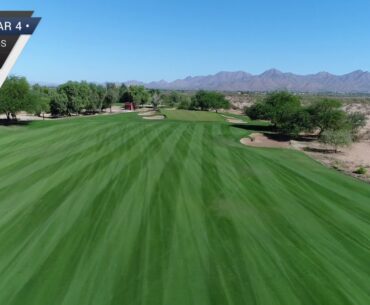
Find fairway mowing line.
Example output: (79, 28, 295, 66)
(198, 124, 257, 305)
(88, 124, 189, 304)
(160, 124, 214, 304)
(0, 124, 177, 301)
(0, 122, 161, 229)
(1, 115, 370, 304)
(0, 121, 142, 191)
(234, 152, 370, 303)
(0, 119, 125, 168)
(0, 119, 104, 156)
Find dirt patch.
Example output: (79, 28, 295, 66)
(142, 115, 165, 120)
(221, 115, 246, 124)
(290, 139, 370, 182)
(240, 133, 291, 148)
(0, 112, 47, 121)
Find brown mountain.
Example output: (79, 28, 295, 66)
(126, 69, 370, 93)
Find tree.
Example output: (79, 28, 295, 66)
(191, 91, 211, 110)
(161, 92, 192, 109)
(50, 92, 68, 116)
(118, 83, 128, 102)
(149, 89, 162, 110)
(262, 92, 302, 128)
(245, 102, 269, 120)
(308, 99, 346, 135)
(29, 93, 50, 118)
(57, 81, 91, 115)
(0, 76, 31, 120)
(246, 92, 307, 135)
(191, 91, 230, 112)
(120, 90, 133, 104)
(319, 129, 352, 153)
(128, 86, 150, 106)
(212, 92, 230, 112)
(279, 108, 312, 137)
(103, 85, 119, 112)
(29, 84, 52, 118)
(87, 83, 106, 113)
(177, 95, 192, 109)
(346, 112, 367, 140)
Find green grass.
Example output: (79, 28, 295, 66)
(0, 113, 369, 305)
(161, 109, 224, 122)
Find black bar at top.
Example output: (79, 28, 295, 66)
(0, 11, 33, 17)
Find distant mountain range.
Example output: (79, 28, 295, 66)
(125, 69, 370, 93)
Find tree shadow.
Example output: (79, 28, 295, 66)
(0, 119, 32, 127)
(232, 123, 320, 143)
(263, 133, 291, 142)
(303, 147, 337, 154)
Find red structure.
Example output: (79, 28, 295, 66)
(124, 102, 136, 111)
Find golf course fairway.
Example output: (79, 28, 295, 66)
(0, 112, 369, 305)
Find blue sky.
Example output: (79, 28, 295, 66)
(2, 0, 370, 83)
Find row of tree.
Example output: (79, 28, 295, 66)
(0, 76, 232, 119)
(0, 77, 167, 118)
(245, 92, 367, 150)
(176, 90, 230, 112)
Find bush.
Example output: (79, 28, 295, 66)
(346, 112, 367, 140)
(245, 102, 269, 120)
(354, 167, 367, 175)
(319, 129, 352, 152)
(191, 91, 230, 112)
(177, 98, 191, 110)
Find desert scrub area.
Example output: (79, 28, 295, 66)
(0, 112, 369, 305)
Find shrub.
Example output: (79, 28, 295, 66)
(319, 129, 352, 153)
(354, 167, 367, 175)
(307, 99, 346, 135)
(245, 102, 269, 120)
(346, 112, 367, 140)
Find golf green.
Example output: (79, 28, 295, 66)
(0, 112, 369, 305)
(161, 109, 224, 122)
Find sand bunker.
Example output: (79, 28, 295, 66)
(138, 111, 157, 116)
(240, 133, 291, 148)
(221, 115, 246, 124)
(227, 118, 245, 124)
(142, 115, 165, 120)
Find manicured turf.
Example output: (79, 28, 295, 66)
(0, 113, 369, 305)
(161, 109, 224, 121)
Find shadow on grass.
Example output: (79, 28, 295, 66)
(232, 123, 320, 143)
(0, 119, 32, 127)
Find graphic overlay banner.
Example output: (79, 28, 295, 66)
(0, 11, 41, 87)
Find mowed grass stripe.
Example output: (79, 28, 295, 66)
(0, 113, 369, 305)
(0, 121, 174, 262)
(226, 138, 370, 304)
(226, 147, 368, 304)
(0, 121, 144, 189)
(200, 123, 258, 305)
(0, 121, 184, 304)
